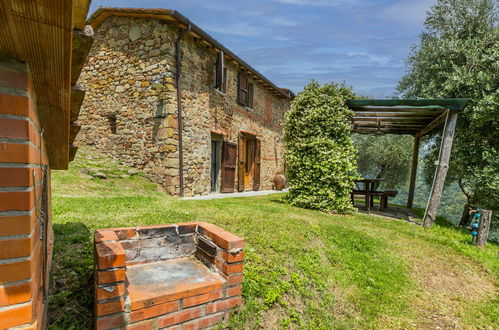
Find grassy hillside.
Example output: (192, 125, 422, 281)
(49, 147, 498, 329)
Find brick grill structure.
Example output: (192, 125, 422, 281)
(94, 222, 244, 329)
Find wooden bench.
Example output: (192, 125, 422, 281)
(351, 190, 398, 211)
(379, 190, 398, 211)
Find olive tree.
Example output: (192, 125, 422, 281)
(353, 134, 413, 190)
(284, 81, 358, 213)
(398, 0, 498, 226)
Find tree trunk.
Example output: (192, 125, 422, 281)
(374, 166, 386, 191)
(459, 204, 471, 227)
(477, 210, 492, 248)
(458, 178, 474, 227)
(407, 135, 420, 209)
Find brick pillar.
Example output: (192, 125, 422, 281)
(0, 57, 52, 329)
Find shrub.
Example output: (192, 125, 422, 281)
(284, 81, 358, 213)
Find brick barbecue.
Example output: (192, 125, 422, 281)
(94, 222, 244, 329)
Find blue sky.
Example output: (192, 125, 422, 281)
(89, 0, 436, 97)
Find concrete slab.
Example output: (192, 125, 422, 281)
(183, 189, 288, 200)
(126, 258, 223, 310)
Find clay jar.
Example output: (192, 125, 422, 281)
(273, 172, 286, 190)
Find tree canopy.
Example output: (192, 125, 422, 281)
(397, 0, 498, 222)
(284, 81, 358, 213)
(353, 134, 413, 190)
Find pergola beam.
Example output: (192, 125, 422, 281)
(347, 98, 469, 111)
(423, 111, 459, 227)
(351, 107, 446, 112)
(353, 113, 437, 118)
(353, 129, 420, 135)
(416, 110, 449, 137)
(353, 119, 428, 125)
(352, 117, 435, 124)
(353, 122, 427, 128)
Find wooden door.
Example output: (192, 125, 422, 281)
(244, 138, 254, 189)
(238, 134, 246, 192)
(211, 140, 222, 192)
(253, 139, 261, 191)
(221, 141, 236, 193)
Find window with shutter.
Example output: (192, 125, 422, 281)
(214, 51, 225, 93)
(237, 73, 249, 106)
(247, 83, 254, 109)
(108, 114, 117, 134)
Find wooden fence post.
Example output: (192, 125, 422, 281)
(477, 210, 492, 248)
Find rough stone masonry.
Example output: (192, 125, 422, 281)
(77, 9, 292, 197)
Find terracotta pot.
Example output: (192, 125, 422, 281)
(273, 173, 286, 190)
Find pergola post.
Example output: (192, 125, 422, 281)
(423, 111, 459, 228)
(406, 135, 420, 208)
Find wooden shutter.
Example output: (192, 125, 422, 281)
(248, 83, 254, 109)
(238, 73, 248, 106)
(222, 68, 228, 93)
(221, 141, 236, 193)
(214, 51, 224, 90)
(253, 138, 261, 191)
(238, 134, 246, 192)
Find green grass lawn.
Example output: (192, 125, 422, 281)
(49, 147, 498, 329)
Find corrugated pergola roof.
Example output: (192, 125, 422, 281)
(346, 98, 470, 227)
(346, 99, 469, 136)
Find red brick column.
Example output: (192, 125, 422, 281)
(94, 230, 127, 329)
(0, 57, 52, 329)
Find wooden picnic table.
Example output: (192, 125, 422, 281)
(353, 178, 385, 213)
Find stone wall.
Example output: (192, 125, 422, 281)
(77, 16, 290, 196)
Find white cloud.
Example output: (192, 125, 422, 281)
(204, 22, 268, 37)
(274, 0, 358, 7)
(269, 17, 298, 27)
(381, 0, 436, 27)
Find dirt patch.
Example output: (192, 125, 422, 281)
(347, 217, 496, 329)
(406, 246, 495, 328)
(357, 205, 422, 225)
(260, 303, 289, 329)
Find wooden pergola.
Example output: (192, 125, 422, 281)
(346, 99, 469, 227)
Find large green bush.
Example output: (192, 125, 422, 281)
(284, 81, 358, 213)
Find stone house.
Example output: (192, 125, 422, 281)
(78, 8, 293, 197)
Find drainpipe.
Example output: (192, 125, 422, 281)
(175, 23, 191, 197)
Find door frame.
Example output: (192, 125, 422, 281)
(238, 132, 261, 192)
(210, 132, 224, 192)
(220, 141, 237, 193)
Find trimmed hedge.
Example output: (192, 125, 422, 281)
(284, 81, 358, 213)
